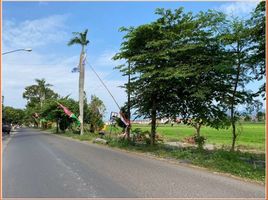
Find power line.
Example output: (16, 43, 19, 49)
(86, 61, 121, 111)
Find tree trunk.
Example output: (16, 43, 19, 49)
(79, 46, 85, 135)
(230, 44, 241, 151)
(195, 123, 201, 137)
(126, 62, 131, 140)
(150, 98, 157, 146)
(231, 121, 236, 151)
(56, 119, 59, 133)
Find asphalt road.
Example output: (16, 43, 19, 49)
(3, 128, 265, 198)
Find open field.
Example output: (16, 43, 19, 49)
(130, 122, 265, 151)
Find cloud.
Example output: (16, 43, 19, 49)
(218, 1, 259, 18)
(2, 14, 69, 50)
(2, 14, 129, 120)
(90, 49, 124, 70)
(2, 52, 126, 116)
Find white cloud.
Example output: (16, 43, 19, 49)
(218, 1, 259, 18)
(94, 51, 115, 67)
(2, 14, 69, 50)
(90, 49, 124, 70)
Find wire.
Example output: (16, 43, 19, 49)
(86, 61, 121, 111)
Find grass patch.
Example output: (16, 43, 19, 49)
(130, 122, 265, 151)
(105, 137, 265, 183)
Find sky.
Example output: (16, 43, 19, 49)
(2, 1, 264, 120)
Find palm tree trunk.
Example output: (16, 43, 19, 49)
(79, 46, 85, 135)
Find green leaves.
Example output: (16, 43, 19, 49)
(68, 29, 89, 46)
(2, 106, 25, 125)
(84, 95, 106, 132)
(114, 5, 264, 147)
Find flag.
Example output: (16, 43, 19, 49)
(71, 67, 79, 73)
(71, 53, 85, 73)
(33, 113, 39, 118)
(82, 53, 86, 66)
(58, 103, 81, 126)
(119, 112, 130, 126)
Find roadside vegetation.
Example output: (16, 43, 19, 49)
(106, 139, 265, 183)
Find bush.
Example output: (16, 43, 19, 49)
(131, 128, 148, 144)
(193, 135, 206, 149)
(131, 128, 163, 145)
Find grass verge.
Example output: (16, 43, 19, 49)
(105, 137, 265, 183)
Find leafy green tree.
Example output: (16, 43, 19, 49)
(23, 79, 58, 127)
(244, 115, 252, 122)
(114, 8, 192, 145)
(68, 29, 89, 135)
(167, 10, 230, 139)
(23, 78, 58, 108)
(256, 111, 265, 122)
(115, 8, 230, 145)
(221, 19, 256, 151)
(114, 23, 169, 145)
(3, 106, 25, 125)
(248, 1, 266, 97)
(41, 98, 79, 133)
(23, 106, 40, 127)
(84, 95, 106, 133)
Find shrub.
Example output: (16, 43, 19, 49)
(193, 135, 206, 149)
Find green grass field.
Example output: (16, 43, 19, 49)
(130, 122, 265, 151)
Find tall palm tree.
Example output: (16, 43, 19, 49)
(68, 29, 89, 135)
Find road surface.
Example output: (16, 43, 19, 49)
(3, 128, 265, 198)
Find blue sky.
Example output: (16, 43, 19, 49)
(2, 1, 263, 120)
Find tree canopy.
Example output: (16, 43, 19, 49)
(114, 5, 265, 148)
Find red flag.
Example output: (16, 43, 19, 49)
(119, 112, 130, 126)
(58, 103, 73, 117)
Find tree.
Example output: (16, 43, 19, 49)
(23, 79, 58, 127)
(84, 95, 106, 133)
(68, 29, 89, 135)
(23, 78, 57, 108)
(114, 21, 175, 145)
(248, 1, 266, 97)
(256, 111, 265, 122)
(41, 98, 79, 133)
(244, 115, 252, 122)
(221, 18, 256, 151)
(166, 10, 231, 140)
(3, 106, 25, 125)
(115, 8, 231, 145)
